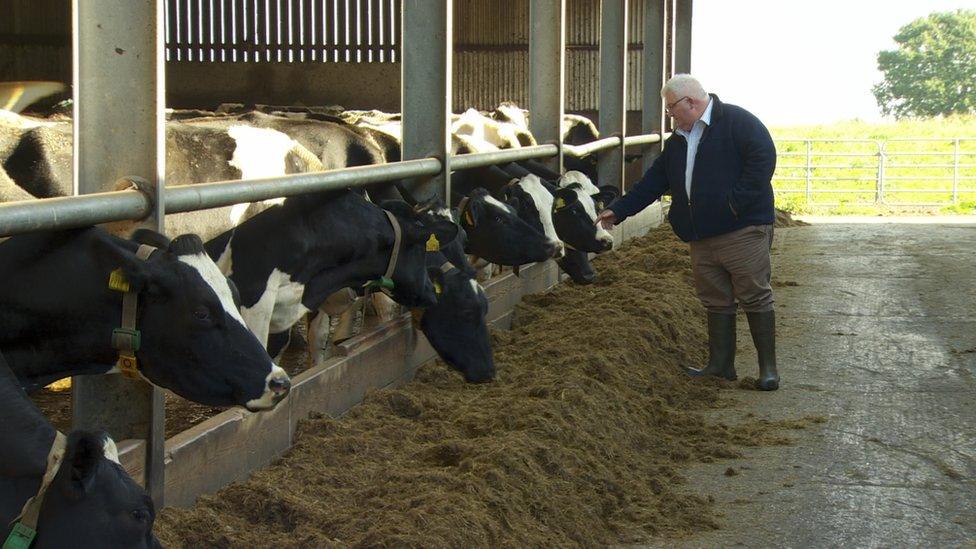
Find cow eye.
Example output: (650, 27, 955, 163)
(193, 306, 210, 321)
(131, 508, 151, 523)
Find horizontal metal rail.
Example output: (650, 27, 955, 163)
(0, 158, 441, 237)
(0, 132, 665, 238)
(451, 144, 558, 170)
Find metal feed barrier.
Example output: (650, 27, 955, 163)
(0, 0, 689, 507)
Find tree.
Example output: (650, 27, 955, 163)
(873, 10, 976, 119)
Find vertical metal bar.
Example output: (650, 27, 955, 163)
(805, 140, 812, 203)
(953, 138, 960, 205)
(401, 0, 450, 203)
(673, 0, 691, 73)
(598, 0, 627, 192)
(201, 0, 213, 61)
(529, 0, 565, 173)
(876, 141, 885, 205)
(641, 0, 666, 170)
(72, 0, 167, 506)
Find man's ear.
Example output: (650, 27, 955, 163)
(90, 235, 152, 294)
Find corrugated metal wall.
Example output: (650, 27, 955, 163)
(453, 0, 649, 112)
(2, 0, 661, 113)
(0, 0, 71, 83)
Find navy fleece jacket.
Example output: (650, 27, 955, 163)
(608, 94, 777, 241)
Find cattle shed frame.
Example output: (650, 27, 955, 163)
(0, 0, 692, 507)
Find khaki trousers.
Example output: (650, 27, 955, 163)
(689, 224, 774, 314)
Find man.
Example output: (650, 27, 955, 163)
(595, 74, 779, 390)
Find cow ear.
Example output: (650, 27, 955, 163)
(426, 266, 446, 297)
(130, 228, 171, 249)
(552, 188, 578, 212)
(424, 218, 459, 249)
(90, 235, 152, 293)
(597, 185, 620, 201)
(59, 431, 104, 499)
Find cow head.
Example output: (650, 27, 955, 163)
(415, 200, 477, 278)
(501, 174, 567, 260)
(551, 171, 616, 253)
(459, 187, 561, 266)
(556, 248, 597, 285)
(119, 230, 290, 411)
(30, 431, 160, 548)
(379, 200, 459, 308)
(419, 260, 494, 383)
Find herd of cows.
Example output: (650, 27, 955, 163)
(0, 102, 624, 546)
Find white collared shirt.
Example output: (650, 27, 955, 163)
(675, 97, 714, 199)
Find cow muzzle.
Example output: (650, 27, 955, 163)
(547, 240, 566, 259)
(245, 365, 292, 411)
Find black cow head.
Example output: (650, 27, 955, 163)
(419, 260, 494, 383)
(551, 172, 617, 254)
(380, 200, 459, 308)
(460, 187, 560, 266)
(31, 431, 160, 548)
(556, 248, 597, 285)
(116, 230, 290, 411)
(415, 200, 477, 278)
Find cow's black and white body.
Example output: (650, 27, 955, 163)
(0, 354, 160, 548)
(205, 190, 458, 349)
(0, 227, 289, 410)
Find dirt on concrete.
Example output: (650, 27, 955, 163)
(153, 226, 818, 548)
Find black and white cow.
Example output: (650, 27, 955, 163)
(0, 353, 161, 548)
(205, 189, 458, 350)
(0, 227, 290, 410)
(453, 186, 562, 266)
(412, 204, 493, 383)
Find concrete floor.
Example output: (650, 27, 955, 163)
(641, 220, 976, 548)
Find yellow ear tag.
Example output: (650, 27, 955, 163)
(117, 353, 140, 379)
(554, 197, 567, 210)
(426, 234, 440, 252)
(433, 281, 443, 295)
(108, 269, 131, 293)
(464, 211, 475, 226)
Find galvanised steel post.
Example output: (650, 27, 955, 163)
(642, 0, 667, 171)
(529, 0, 565, 174)
(674, 0, 692, 74)
(401, 0, 451, 204)
(71, 0, 166, 505)
(598, 0, 627, 192)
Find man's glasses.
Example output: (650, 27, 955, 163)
(665, 96, 690, 115)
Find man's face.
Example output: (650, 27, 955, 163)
(665, 92, 699, 132)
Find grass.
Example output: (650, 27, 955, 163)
(769, 115, 976, 216)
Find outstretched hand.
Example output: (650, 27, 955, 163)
(595, 209, 617, 230)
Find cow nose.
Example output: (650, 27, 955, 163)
(599, 238, 614, 252)
(269, 376, 291, 397)
(547, 240, 565, 259)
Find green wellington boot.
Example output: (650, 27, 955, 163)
(746, 310, 780, 391)
(687, 312, 737, 381)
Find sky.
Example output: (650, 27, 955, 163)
(691, 0, 976, 126)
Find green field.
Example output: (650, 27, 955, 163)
(769, 115, 976, 215)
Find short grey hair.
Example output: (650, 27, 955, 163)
(661, 74, 708, 100)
